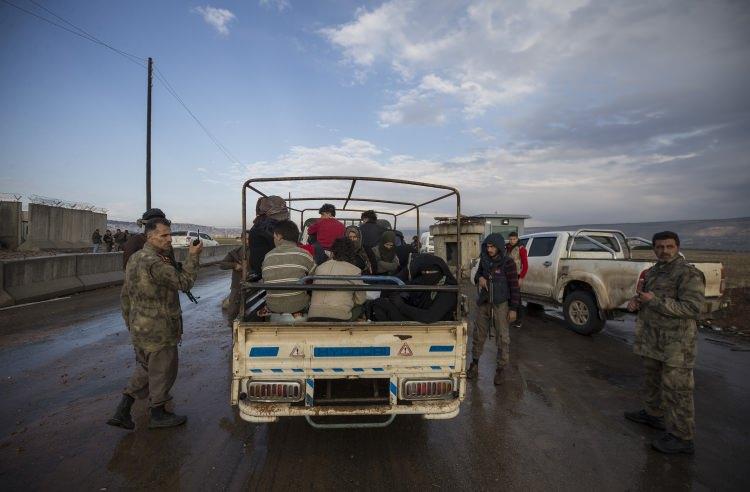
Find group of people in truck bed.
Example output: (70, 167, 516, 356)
(220, 196, 456, 325)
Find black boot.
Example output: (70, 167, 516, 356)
(466, 360, 479, 380)
(148, 405, 187, 429)
(624, 409, 666, 430)
(107, 394, 135, 430)
(652, 432, 695, 454)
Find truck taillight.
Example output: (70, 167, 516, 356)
(246, 381, 303, 402)
(402, 379, 454, 400)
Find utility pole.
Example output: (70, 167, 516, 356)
(146, 57, 153, 210)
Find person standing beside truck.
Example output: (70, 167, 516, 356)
(91, 228, 102, 253)
(625, 231, 705, 455)
(505, 231, 528, 328)
(122, 208, 169, 269)
(107, 217, 203, 430)
(468, 233, 520, 385)
(219, 232, 250, 327)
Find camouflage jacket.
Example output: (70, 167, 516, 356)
(633, 256, 705, 368)
(121, 243, 200, 351)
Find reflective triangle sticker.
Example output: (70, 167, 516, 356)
(290, 345, 304, 358)
(398, 343, 413, 356)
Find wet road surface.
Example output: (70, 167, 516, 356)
(1, 266, 748, 491)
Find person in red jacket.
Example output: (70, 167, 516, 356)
(306, 203, 345, 262)
(505, 231, 528, 327)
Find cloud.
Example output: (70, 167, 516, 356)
(322, 0, 750, 134)
(191, 6, 236, 35)
(214, 135, 749, 226)
(259, 0, 291, 12)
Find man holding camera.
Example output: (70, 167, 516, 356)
(107, 216, 203, 430)
(625, 231, 704, 454)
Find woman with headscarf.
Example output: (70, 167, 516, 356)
(248, 196, 290, 278)
(371, 230, 399, 276)
(345, 225, 377, 275)
(366, 253, 458, 323)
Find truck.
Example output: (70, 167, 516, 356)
(231, 176, 468, 428)
(473, 229, 727, 335)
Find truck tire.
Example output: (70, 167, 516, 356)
(563, 291, 605, 335)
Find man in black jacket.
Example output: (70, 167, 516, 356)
(468, 233, 520, 385)
(360, 210, 385, 250)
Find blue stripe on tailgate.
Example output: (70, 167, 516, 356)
(249, 347, 279, 357)
(429, 345, 454, 352)
(314, 346, 390, 357)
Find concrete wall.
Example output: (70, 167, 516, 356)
(19, 204, 107, 251)
(0, 245, 234, 307)
(430, 222, 485, 278)
(0, 201, 22, 250)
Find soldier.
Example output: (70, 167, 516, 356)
(624, 231, 704, 454)
(107, 217, 203, 430)
(219, 232, 250, 327)
(122, 208, 168, 269)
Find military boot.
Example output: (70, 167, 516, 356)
(106, 394, 135, 430)
(652, 433, 695, 455)
(148, 405, 187, 429)
(624, 409, 666, 430)
(493, 367, 504, 385)
(466, 361, 479, 380)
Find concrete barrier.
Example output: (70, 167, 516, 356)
(0, 245, 237, 307)
(18, 204, 107, 251)
(76, 253, 124, 291)
(2, 255, 83, 304)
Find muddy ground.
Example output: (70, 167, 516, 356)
(0, 266, 748, 491)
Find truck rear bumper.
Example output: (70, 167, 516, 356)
(237, 398, 462, 423)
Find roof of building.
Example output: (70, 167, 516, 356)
(474, 213, 531, 219)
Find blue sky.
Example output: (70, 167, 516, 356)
(1, 0, 748, 228)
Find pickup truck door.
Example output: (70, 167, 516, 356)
(523, 236, 559, 297)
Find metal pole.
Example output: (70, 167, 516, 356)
(146, 57, 153, 210)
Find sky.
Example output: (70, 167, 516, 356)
(1, 0, 748, 228)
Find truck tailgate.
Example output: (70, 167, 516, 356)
(233, 321, 466, 379)
(693, 263, 723, 298)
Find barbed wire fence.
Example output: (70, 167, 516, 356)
(0, 193, 108, 214)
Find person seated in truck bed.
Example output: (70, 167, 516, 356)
(345, 225, 377, 275)
(307, 237, 367, 322)
(261, 220, 315, 319)
(249, 196, 290, 278)
(365, 254, 457, 323)
(307, 203, 345, 263)
(372, 231, 400, 276)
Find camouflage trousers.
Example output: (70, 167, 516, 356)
(471, 301, 510, 368)
(226, 288, 241, 328)
(642, 356, 695, 440)
(124, 346, 179, 408)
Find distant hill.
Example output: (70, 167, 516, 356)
(525, 217, 750, 251)
(107, 220, 242, 238)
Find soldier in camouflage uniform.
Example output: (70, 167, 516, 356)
(107, 217, 203, 430)
(624, 231, 704, 454)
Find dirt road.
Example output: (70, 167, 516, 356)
(1, 267, 748, 491)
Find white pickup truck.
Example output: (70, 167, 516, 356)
(474, 229, 726, 335)
(232, 176, 468, 428)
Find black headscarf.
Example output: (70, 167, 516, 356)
(377, 230, 397, 262)
(401, 253, 456, 308)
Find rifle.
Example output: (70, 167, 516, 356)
(167, 248, 200, 304)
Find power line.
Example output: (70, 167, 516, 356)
(2, 0, 241, 164)
(154, 66, 241, 164)
(1, 0, 146, 68)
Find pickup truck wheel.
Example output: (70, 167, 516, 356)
(563, 291, 605, 335)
